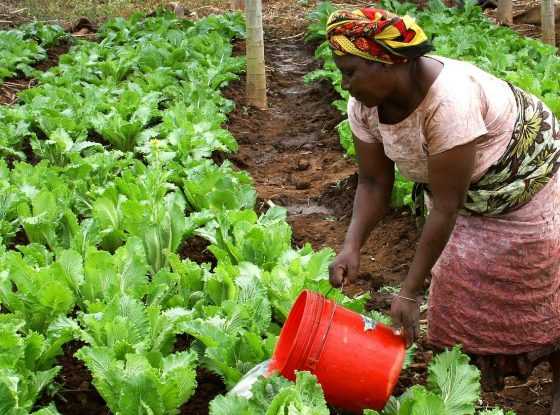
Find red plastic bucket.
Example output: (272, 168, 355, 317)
(268, 290, 405, 413)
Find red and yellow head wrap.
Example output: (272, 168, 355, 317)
(326, 8, 432, 64)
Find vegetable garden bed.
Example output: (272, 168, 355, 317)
(0, 24, 72, 105)
(0, 1, 555, 414)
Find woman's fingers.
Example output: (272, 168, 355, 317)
(346, 262, 358, 281)
(390, 297, 420, 347)
(406, 316, 420, 347)
(329, 250, 360, 288)
(404, 322, 416, 347)
(395, 317, 412, 347)
(390, 307, 404, 334)
(329, 263, 346, 287)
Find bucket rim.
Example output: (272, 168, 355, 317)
(385, 336, 406, 399)
(270, 289, 322, 377)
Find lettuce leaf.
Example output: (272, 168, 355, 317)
(427, 346, 481, 415)
(210, 372, 329, 415)
(76, 346, 197, 415)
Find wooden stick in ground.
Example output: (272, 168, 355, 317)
(245, 0, 267, 110)
(542, 0, 556, 45)
(497, 0, 513, 25)
(167, 2, 184, 18)
(230, 0, 245, 11)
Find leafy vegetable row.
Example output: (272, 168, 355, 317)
(0, 10, 366, 414)
(0, 22, 67, 84)
(305, 0, 560, 209)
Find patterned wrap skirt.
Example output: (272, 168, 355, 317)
(426, 87, 560, 386)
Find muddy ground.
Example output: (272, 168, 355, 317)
(2, 1, 554, 414)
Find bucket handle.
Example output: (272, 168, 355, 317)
(305, 301, 337, 372)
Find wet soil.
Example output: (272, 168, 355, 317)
(36, 342, 226, 415)
(180, 369, 226, 415)
(36, 342, 108, 415)
(178, 235, 217, 267)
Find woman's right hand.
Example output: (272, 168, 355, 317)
(329, 247, 360, 287)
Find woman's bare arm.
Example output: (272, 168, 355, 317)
(330, 137, 395, 286)
(392, 140, 476, 345)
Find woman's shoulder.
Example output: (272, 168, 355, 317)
(428, 54, 482, 72)
(348, 96, 379, 122)
(428, 55, 505, 90)
(347, 96, 383, 143)
(425, 55, 510, 110)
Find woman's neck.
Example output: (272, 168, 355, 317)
(378, 57, 444, 125)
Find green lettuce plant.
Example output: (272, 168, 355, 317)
(209, 371, 330, 415)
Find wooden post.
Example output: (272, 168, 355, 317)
(245, 0, 267, 109)
(168, 2, 185, 18)
(497, 0, 513, 25)
(231, 0, 245, 11)
(542, 0, 556, 45)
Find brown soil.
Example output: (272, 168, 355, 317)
(36, 342, 109, 415)
(180, 369, 226, 415)
(37, 342, 227, 415)
(178, 235, 217, 267)
(483, 0, 560, 47)
(0, 1, 30, 29)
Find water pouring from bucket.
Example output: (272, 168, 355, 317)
(266, 289, 406, 413)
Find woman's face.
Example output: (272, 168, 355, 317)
(334, 54, 396, 108)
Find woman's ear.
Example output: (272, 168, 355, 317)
(380, 63, 391, 71)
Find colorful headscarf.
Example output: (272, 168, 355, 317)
(326, 8, 433, 64)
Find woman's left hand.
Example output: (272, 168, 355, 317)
(390, 291, 421, 347)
